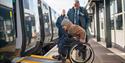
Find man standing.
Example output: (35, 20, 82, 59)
(67, 0, 89, 42)
(53, 9, 66, 61)
(56, 9, 66, 38)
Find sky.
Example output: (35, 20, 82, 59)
(44, 0, 88, 14)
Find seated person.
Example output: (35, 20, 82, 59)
(53, 18, 86, 62)
(61, 18, 86, 43)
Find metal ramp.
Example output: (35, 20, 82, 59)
(15, 56, 61, 63)
(12, 45, 62, 63)
(12, 44, 94, 63)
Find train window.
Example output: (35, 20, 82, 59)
(43, 13, 49, 22)
(0, 0, 13, 8)
(22, 0, 40, 51)
(43, 3, 48, 10)
(116, 15, 123, 30)
(51, 9, 58, 34)
(43, 13, 51, 35)
(124, 0, 125, 11)
(23, 0, 29, 9)
(24, 14, 35, 47)
(116, 0, 122, 13)
(0, 3, 16, 59)
(111, 20, 114, 30)
(110, 0, 115, 17)
(41, 2, 53, 42)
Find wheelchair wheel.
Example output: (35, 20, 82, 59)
(69, 43, 93, 63)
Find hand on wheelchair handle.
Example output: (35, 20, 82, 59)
(79, 40, 91, 46)
(80, 39, 85, 43)
(72, 37, 85, 43)
(84, 43, 91, 46)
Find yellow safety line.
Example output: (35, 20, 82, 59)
(31, 55, 54, 60)
(16, 57, 27, 63)
(21, 59, 41, 63)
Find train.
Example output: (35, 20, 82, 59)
(0, 0, 59, 60)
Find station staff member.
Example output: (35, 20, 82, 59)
(56, 9, 66, 38)
(67, 0, 89, 42)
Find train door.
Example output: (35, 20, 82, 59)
(23, 0, 41, 55)
(15, 0, 41, 56)
(0, 0, 16, 59)
(49, 7, 54, 41)
(50, 8, 58, 40)
(41, 2, 52, 44)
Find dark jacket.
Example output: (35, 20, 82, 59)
(56, 15, 65, 38)
(67, 7, 89, 30)
(57, 31, 72, 57)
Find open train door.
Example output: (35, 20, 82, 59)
(15, 0, 42, 57)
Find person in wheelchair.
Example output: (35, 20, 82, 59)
(53, 18, 87, 62)
(61, 18, 86, 43)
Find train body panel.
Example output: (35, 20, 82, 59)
(0, 0, 16, 59)
(0, 0, 59, 59)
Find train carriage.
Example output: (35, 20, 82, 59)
(0, 0, 58, 61)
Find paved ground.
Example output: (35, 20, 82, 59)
(89, 38, 125, 63)
(14, 38, 125, 63)
(46, 38, 125, 63)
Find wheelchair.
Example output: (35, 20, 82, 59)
(58, 38, 95, 63)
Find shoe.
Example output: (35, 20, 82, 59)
(52, 55, 61, 60)
(61, 57, 66, 63)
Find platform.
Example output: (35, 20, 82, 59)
(12, 38, 125, 63)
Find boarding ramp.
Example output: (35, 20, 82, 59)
(12, 42, 94, 63)
(12, 45, 62, 63)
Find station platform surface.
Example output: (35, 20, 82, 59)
(89, 39, 125, 63)
(45, 38, 125, 63)
(12, 38, 125, 63)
